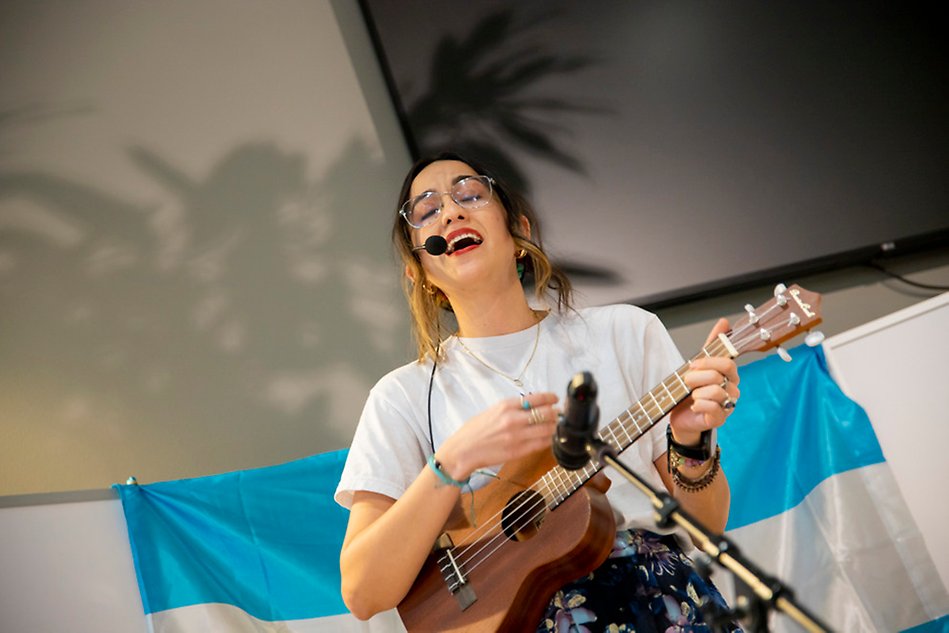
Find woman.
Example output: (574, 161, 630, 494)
(335, 153, 741, 632)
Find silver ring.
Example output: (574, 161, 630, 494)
(521, 397, 531, 411)
(720, 377, 729, 390)
(529, 407, 545, 425)
(722, 396, 736, 410)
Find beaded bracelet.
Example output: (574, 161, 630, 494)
(671, 446, 721, 493)
(427, 454, 471, 488)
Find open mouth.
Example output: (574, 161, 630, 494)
(446, 231, 483, 255)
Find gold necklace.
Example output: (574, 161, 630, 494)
(455, 319, 542, 390)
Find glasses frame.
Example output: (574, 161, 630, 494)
(399, 175, 495, 229)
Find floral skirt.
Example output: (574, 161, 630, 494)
(536, 529, 743, 633)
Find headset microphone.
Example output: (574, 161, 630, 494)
(412, 235, 449, 256)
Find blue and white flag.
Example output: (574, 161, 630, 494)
(116, 345, 947, 632)
(720, 345, 948, 633)
(114, 450, 403, 632)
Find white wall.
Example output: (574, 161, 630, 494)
(0, 0, 411, 496)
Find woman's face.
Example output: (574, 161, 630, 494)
(408, 160, 522, 296)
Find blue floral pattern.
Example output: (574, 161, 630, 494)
(536, 530, 743, 633)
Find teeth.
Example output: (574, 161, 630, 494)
(448, 232, 482, 248)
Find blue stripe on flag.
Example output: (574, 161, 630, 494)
(720, 344, 885, 530)
(901, 614, 949, 633)
(114, 449, 351, 620)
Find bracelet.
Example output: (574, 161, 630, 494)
(427, 454, 470, 488)
(671, 446, 721, 493)
(668, 449, 710, 472)
(666, 424, 713, 461)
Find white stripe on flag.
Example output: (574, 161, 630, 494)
(725, 463, 949, 632)
(147, 603, 406, 633)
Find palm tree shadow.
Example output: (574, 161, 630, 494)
(402, 8, 609, 192)
(2, 108, 410, 483)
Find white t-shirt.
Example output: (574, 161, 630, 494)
(335, 304, 686, 535)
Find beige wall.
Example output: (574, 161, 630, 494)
(0, 0, 411, 496)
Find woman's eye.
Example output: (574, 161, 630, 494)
(413, 197, 440, 222)
(455, 183, 486, 203)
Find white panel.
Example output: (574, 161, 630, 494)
(823, 292, 949, 594)
(0, 498, 146, 633)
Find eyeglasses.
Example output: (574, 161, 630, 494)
(399, 175, 495, 229)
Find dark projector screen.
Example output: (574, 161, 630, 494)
(361, 1, 949, 308)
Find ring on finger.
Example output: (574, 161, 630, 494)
(521, 397, 532, 411)
(529, 406, 545, 425)
(722, 396, 736, 410)
(720, 376, 729, 390)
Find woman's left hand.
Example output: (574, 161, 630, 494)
(669, 318, 740, 446)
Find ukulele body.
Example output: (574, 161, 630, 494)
(398, 449, 615, 633)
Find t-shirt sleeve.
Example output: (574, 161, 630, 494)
(334, 378, 428, 510)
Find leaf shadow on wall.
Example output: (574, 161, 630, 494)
(386, 6, 621, 286)
(400, 8, 607, 194)
(0, 120, 407, 490)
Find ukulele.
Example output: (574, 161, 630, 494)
(398, 284, 823, 632)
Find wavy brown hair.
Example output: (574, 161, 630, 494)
(392, 152, 573, 362)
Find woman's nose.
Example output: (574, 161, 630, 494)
(440, 195, 466, 225)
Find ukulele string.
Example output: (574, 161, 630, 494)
(452, 361, 696, 567)
(451, 386, 684, 580)
(447, 346, 728, 575)
(448, 377, 694, 578)
(724, 301, 791, 354)
(446, 302, 796, 579)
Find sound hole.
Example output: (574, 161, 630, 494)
(501, 489, 547, 542)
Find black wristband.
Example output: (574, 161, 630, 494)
(666, 424, 713, 461)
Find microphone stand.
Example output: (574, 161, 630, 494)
(585, 438, 834, 633)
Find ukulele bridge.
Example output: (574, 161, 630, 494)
(435, 533, 477, 611)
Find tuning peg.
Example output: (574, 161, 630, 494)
(776, 346, 792, 362)
(773, 283, 789, 306)
(744, 303, 759, 325)
(805, 331, 825, 347)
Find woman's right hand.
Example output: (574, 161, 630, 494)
(434, 392, 560, 482)
(341, 391, 560, 618)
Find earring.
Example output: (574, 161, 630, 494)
(514, 248, 527, 279)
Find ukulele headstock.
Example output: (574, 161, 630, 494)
(726, 284, 823, 357)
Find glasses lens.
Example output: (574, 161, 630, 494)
(407, 192, 441, 228)
(451, 176, 492, 209)
(401, 175, 493, 228)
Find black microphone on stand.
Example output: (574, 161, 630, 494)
(553, 371, 599, 470)
(412, 235, 449, 256)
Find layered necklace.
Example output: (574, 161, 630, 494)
(454, 316, 542, 391)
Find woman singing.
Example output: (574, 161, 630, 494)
(335, 153, 741, 632)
